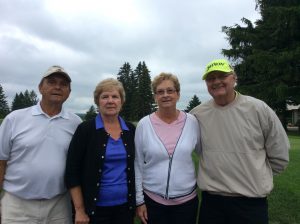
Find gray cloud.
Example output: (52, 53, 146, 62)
(0, 0, 260, 113)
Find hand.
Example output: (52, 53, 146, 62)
(75, 209, 90, 224)
(136, 204, 148, 224)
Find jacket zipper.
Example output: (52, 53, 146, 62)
(165, 154, 173, 199)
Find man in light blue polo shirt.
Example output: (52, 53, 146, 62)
(0, 65, 82, 223)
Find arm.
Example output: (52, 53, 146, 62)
(134, 121, 148, 223)
(65, 123, 89, 223)
(0, 160, 7, 189)
(192, 115, 202, 155)
(0, 117, 12, 189)
(134, 121, 146, 205)
(70, 186, 90, 224)
(136, 204, 148, 224)
(263, 106, 290, 174)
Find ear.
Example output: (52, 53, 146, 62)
(38, 83, 43, 94)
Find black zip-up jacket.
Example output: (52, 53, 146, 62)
(65, 118, 136, 217)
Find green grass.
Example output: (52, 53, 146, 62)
(268, 134, 300, 224)
(135, 133, 300, 224)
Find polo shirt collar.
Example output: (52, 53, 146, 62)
(31, 102, 69, 119)
(95, 113, 129, 131)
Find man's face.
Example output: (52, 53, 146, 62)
(39, 74, 71, 105)
(205, 71, 236, 101)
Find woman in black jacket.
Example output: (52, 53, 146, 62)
(65, 78, 135, 224)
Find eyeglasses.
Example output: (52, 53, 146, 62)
(205, 73, 233, 82)
(155, 88, 177, 95)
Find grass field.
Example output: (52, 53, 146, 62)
(135, 132, 300, 224)
(268, 132, 300, 224)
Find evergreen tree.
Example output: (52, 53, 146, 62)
(85, 105, 97, 121)
(135, 62, 154, 120)
(117, 61, 154, 121)
(0, 84, 10, 118)
(11, 90, 39, 111)
(29, 90, 38, 105)
(222, 0, 300, 127)
(117, 62, 134, 120)
(128, 68, 139, 121)
(11, 93, 24, 111)
(185, 95, 201, 112)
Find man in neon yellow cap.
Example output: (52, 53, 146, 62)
(190, 59, 290, 224)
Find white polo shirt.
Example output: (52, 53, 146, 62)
(0, 103, 82, 199)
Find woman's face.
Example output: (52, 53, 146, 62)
(154, 79, 180, 110)
(98, 88, 122, 117)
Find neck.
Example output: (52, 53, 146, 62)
(101, 114, 121, 140)
(156, 108, 179, 124)
(214, 91, 236, 106)
(101, 114, 119, 124)
(40, 101, 62, 117)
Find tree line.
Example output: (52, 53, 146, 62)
(0, 62, 201, 121)
(0, 87, 38, 118)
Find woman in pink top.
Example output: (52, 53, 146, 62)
(135, 73, 201, 224)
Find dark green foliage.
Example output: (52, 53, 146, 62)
(185, 95, 201, 112)
(222, 0, 300, 127)
(117, 62, 154, 121)
(0, 84, 10, 118)
(85, 105, 97, 121)
(117, 62, 135, 120)
(11, 90, 39, 111)
(136, 62, 154, 119)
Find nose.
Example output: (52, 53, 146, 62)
(162, 91, 169, 96)
(54, 82, 62, 89)
(107, 96, 114, 102)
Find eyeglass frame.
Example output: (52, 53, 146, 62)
(205, 72, 234, 82)
(155, 88, 177, 96)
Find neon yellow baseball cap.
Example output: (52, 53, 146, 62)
(202, 59, 234, 80)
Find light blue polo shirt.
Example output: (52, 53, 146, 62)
(0, 103, 82, 199)
(95, 114, 129, 206)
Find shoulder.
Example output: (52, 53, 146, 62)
(240, 94, 263, 104)
(77, 119, 95, 130)
(136, 115, 151, 127)
(186, 112, 195, 119)
(66, 112, 82, 123)
(125, 121, 136, 132)
(185, 112, 197, 122)
(185, 112, 200, 131)
(4, 106, 33, 121)
(239, 95, 270, 110)
(190, 99, 213, 115)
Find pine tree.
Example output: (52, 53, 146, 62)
(0, 84, 10, 118)
(11, 90, 39, 111)
(222, 0, 300, 126)
(85, 105, 97, 121)
(128, 69, 139, 121)
(133, 62, 154, 120)
(117, 62, 133, 120)
(11, 93, 24, 111)
(117, 61, 155, 121)
(29, 90, 38, 105)
(185, 95, 201, 112)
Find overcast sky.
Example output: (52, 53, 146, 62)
(0, 0, 260, 113)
